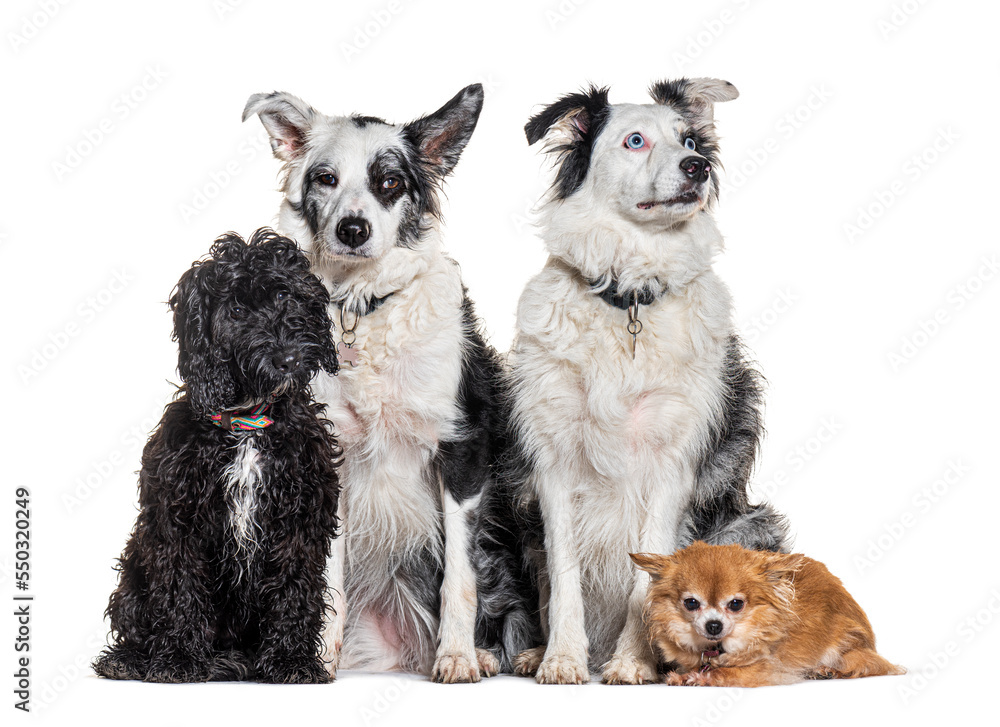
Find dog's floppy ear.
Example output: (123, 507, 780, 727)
(650, 77, 738, 122)
(243, 91, 318, 162)
(170, 258, 235, 416)
(630, 552, 674, 581)
(524, 85, 610, 199)
(404, 83, 484, 181)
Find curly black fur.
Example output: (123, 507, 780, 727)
(93, 229, 342, 683)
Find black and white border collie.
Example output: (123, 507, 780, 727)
(243, 85, 536, 682)
(507, 78, 790, 684)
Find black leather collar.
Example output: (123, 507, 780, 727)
(586, 277, 663, 311)
(335, 292, 394, 317)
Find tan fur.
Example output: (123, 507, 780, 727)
(631, 543, 906, 687)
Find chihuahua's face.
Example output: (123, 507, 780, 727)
(631, 543, 803, 661)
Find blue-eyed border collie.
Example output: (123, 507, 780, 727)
(507, 78, 790, 684)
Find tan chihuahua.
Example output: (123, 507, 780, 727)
(631, 542, 905, 687)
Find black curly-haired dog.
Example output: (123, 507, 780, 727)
(92, 229, 341, 683)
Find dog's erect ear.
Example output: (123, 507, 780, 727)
(403, 84, 484, 181)
(630, 552, 674, 581)
(243, 91, 318, 162)
(524, 85, 611, 199)
(650, 77, 738, 122)
(170, 260, 235, 416)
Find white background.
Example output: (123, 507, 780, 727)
(3, 0, 998, 724)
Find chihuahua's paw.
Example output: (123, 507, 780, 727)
(432, 652, 482, 683)
(665, 670, 710, 686)
(476, 648, 500, 678)
(602, 654, 657, 684)
(513, 646, 546, 677)
(535, 652, 590, 685)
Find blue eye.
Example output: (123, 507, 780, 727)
(624, 132, 646, 149)
(684, 136, 697, 151)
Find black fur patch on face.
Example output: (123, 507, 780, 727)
(524, 85, 611, 200)
(367, 148, 413, 209)
(650, 78, 694, 118)
(300, 162, 337, 236)
(351, 114, 388, 127)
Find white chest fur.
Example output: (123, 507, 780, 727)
(222, 436, 264, 557)
(309, 252, 467, 557)
(512, 259, 732, 548)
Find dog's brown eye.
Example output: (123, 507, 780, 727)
(382, 177, 399, 190)
(275, 290, 288, 302)
(728, 599, 744, 612)
(683, 598, 700, 611)
(230, 306, 244, 320)
(317, 173, 337, 186)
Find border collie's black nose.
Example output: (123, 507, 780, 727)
(336, 216, 372, 248)
(272, 350, 301, 374)
(705, 620, 723, 636)
(680, 156, 711, 182)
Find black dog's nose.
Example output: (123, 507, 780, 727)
(680, 156, 711, 182)
(336, 216, 372, 249)
(705, 620, 724, 637)
(271, 350, 301, 374)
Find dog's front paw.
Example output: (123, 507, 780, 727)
(665, 670, 710, 686)
(476, 648, 500, 678)
(256, 654, 330, 684)
(535, 651, 589, 685)
(513, 646, 545, 677)
(432, 652, 481, 683)
(144, 660, 211, 684)
(92, 647, 148, 681)
(601, 653, 657, 684)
